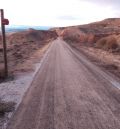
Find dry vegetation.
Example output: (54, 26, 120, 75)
(0, 101, 15, 116)
(96, 35, 120, 51)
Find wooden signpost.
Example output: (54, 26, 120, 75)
(0, 9, 9, 78)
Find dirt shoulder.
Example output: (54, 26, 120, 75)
(67, 42, 120, 79)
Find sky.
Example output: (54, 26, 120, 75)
(0, 0, 120, 27)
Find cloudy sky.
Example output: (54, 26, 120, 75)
(0, 0, 120, 27)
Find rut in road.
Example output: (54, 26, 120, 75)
(7, 38, 120, 129)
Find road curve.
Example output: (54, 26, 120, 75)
(7, 38, 120, 129)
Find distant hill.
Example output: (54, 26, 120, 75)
(4, 25, 52, 33)
(8, 29, 58, 43)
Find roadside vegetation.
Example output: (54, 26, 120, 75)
(0, 101, 15, 116)
(96, 35, 120, 52)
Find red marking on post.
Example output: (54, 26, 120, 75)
(2, 19, 9, 25)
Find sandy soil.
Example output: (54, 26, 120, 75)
(6, 38, 120, 129)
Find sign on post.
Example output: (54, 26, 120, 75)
(0, 9, 9, 78)
(2, 19, 9, 25)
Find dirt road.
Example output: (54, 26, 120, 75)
(7, 38, 120, 129)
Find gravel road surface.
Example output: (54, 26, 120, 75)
(7, 38, 120, 129)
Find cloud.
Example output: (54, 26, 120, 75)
(57, 16, 78, 20)
(81, 0, 119, 5)
(82, 0, 120, 9)
(78, 0, 120, 17)
(0, 0, 120, 26)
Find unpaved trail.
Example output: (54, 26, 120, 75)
(7, 38, 120, 129)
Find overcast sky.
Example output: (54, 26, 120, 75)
(0, 0, 120, 27)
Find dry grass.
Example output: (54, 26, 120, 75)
(96, 35, 119, 51)
(61, 28, 89, 44)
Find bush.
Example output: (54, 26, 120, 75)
(0, 101, 15, 116)
(95, 38, 106, 48)
(96, 35, 119, 50)
(104, 36, 118, 50)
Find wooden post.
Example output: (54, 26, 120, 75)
(0, 9, 8, 78)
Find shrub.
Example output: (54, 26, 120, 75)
(104, 36, 118, 50)
(0, 101, 15, 116)
(95, 38, 107, 48)
(96, 35, 119, 50)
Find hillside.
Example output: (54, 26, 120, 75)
(8, 29, 57, 43)
(56, 18, 120, 50)
(0, 29, 58, 78)
(56, 18, 120, 78)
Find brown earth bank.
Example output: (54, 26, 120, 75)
(0, 29, 58, 80)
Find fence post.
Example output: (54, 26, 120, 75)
(0, 9, 8, 78)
